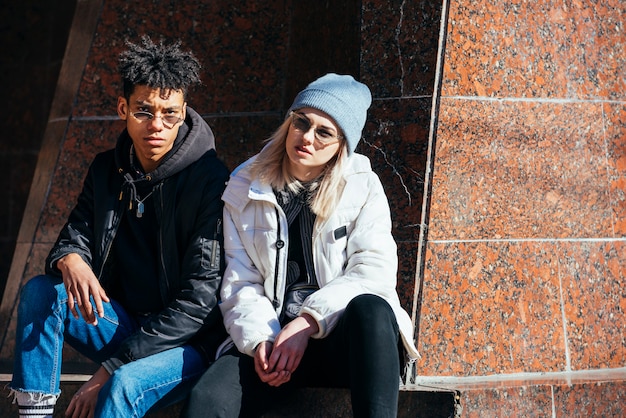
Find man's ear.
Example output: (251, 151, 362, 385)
(117, 97, 128, 120)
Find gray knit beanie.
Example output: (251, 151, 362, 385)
(288, 73, 372, 156)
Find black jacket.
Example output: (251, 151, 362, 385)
(46, 107, 229, 371)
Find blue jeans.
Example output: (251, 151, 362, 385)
(10, 274, 207, 417)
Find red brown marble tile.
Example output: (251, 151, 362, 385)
(604, 103, 626, 237)
(459, 385, 553, 417)
(417, 241, 565, 376)
(442, 0, 626, 100)
(205, 113, 283, 172)
(365, 98, 431, 243)
(396, 240, 419, 313)
(553, 380, 626, 417)
(559, 241, 626, 370)
(429, 98, 613, 240)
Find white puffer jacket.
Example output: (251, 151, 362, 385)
(220, 153, 419, 361)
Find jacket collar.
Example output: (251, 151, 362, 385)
(223, 153, 373, 214)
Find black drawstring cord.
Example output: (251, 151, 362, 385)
(122, 172, 138, 211)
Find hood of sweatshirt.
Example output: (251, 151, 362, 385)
(114, 106, 215, 183)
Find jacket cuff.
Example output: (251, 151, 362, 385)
(299, 307, 327, 339)
(101, 357, 124, 374)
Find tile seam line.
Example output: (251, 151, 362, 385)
(443, 96, 626, 105)
(407, 366, 626, 386)
(429, 237, 626, 244)
(66, 111, 285, 122)
(376, 95, 433, 101)
(557, 254, 573, 380)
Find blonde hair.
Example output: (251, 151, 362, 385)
(250, 118, 347, 219)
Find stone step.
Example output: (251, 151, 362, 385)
(0, 375, 458, 417)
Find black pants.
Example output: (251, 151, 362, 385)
(181, 294, 402, 418)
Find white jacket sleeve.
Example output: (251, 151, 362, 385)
(219, 204, 282, 356)
(301, 171, 401, 338)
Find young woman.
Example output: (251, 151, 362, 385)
(183, 73, 419, 417)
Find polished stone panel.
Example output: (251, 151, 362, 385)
(366, 98, 431, 243)
(559, 241, 626, 370)
(553, 380, 626, 418)
(36, 120, 122, 244)
(421, 0, 626, 387)
(396, 240, 419, 312)
(604, 102, 626, 236)
(442, 0, 626, 100)
(205, 114, 283, 172)
(0, 1, 76, 296)
(362, 0, 442, 98)
(75, 1, 290, 117)
(429, 98, 613, 241)
(418, 241, 565, 376)
(459, 385, 553, 417)
(458, 381, 626, 417)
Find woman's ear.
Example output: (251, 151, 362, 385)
(117, 97, 128, 120)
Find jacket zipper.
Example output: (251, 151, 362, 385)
(156, 183, 170, 302)
(210, 218, 221, 268)
(272, 208, 282, 310)
(97, 189, 124, 280)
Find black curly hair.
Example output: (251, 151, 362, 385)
(118, 35, 201, 100)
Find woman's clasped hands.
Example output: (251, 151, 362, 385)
(253, 313, 319, 387)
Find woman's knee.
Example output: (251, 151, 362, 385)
(345, 294, 395, 324)
(341, 294, 399, 344)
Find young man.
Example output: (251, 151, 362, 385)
(9, 36, 229, 418)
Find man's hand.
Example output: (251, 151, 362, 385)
(254, 314, 319, 387)
(65, 367, 110, 418)
(57, 253, 109, 325)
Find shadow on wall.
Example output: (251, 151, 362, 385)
(0, 1, 77, 301)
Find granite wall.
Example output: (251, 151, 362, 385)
(0, 0, 441, 373)
(1, 0, 624, 416)
(416, 0, 625, 415)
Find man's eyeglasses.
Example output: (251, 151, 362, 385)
(290, 112, 342, 146)
(130, 111, 183, 129)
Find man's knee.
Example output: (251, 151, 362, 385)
(98, 366, 142, 409)
(18, 275, 64, 316)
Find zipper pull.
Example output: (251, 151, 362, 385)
(215, 218, 222, 239)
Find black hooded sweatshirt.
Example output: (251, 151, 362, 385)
(46, 107, 230, 371)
